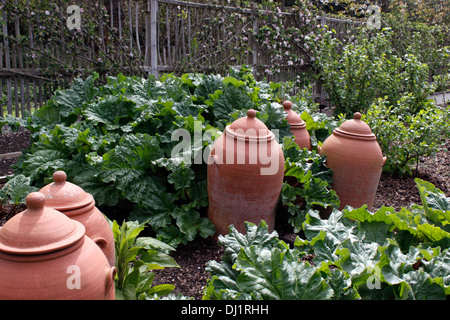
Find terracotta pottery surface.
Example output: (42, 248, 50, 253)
(0, 192, 85, 255)
(207, 109, 285, 235)
(39, 171, 115, 267)
(283, 101, 311, 151)
(0, 192, 116, 300)
(319, 112, 386, 211)
(39, 170, 93, 211)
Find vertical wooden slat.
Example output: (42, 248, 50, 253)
(0, 42, 3, 117)
(145, 0, 151, 67)
(180, 6, 186, 58)
(97, 0, 107, 57)
(150, 0, 158, 77)
(187, 7, 191, 56)
(110, 0, 114, 29)
(128, 0, 133, 54)
(38, 79, 43, 109)
(2, 10, 13, 116)
(25, 78, 31, 114)
(12, 48, 20, 117)
(14, 0, 25, 118)
(32, 80, 37, 111)
(135, 1, 141, 59)
(118, 0, 122, 40)
(166, 5, 171, 66)
(251, 3, 258, 67)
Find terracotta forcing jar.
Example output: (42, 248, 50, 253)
(39, 171, 115, 267)
(283, 101, 311, 151)
(207, 109, 285, 235)
(0, 192, 116, 300)
(318, 112, 386, 211)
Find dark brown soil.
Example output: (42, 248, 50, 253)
(0, 129, 449, 300)
(0, 129, 31, 177)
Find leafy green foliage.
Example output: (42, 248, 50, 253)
(205, 180, 450, 300)
(0, 175, 39, 205)
(109, 218, 180, 300)
(5, 67, 326, 247)
(315, 28, 434, 117)
(281, 137, 340, 232)
(364, 96, 450, 175)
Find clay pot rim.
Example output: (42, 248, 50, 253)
(49, 194, 94, 211)
(333, 128, 376, 141)
(58, 199, 96, 216)
(0, 235, 85, 260)
(0, 192, 87, 255)
(0, 221, 85, 255)
(289, 122, 307, 129)
(225, 125, 275, 143)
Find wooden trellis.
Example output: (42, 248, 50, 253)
(0, 0, 369, 119)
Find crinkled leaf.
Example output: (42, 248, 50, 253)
(84, 96, 136, 131)
(0, 174, 39, 205)
(235, 246, 334, 300)
(211, 84, 253, 121)
(218, 221, 281, 263)
(53, 73, 99, 117)
(167, 164, 195, 190)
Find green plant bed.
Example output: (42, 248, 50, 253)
(204, 178, 450, 300)
(0, 67, 337, 248)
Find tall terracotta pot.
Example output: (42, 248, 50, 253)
(207, 109, 285, 235)
(318, 112, 386, 211)
(283, 101, 311, 151)
(39, 171, 115, 267)
(0, 192, 116, 300)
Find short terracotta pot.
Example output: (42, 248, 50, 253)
(39, 171, 115, 267)
(207, 109, 285, 235)
(0, 192, 116, 300)
(318, 112, 386, 211)
(283, 101, 311, 151)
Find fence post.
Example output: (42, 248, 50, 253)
(251, 3, 258, 67)
(1, 10, 13, 115)
(150, 0, 158, 78)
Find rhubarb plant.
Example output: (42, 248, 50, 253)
(204, 180, 450, 300)
(1, 68, 334, 247)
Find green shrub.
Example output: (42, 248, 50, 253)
(315, 29, 433, 117)
(364, 95, 450, 175)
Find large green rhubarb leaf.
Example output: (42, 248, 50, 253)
(235, 245, 333, 300)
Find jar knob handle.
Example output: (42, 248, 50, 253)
(354, 112, 362, 120)
(247, 109, 257, 118)
(53, 171, 67, 184)
(26, 192, 46, 210)
(283, 101, 292, 110)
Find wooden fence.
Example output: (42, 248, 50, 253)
(0, 0, 366, 119)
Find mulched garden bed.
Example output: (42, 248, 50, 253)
(0, 128, 449, 300)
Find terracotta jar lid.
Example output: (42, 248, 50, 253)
(39, 171, 94, 211)
(283, 101, 306, 128)
(334, 112, 376, 140)
(0, 192, 85, 255)
(226, 109, 273, 141)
